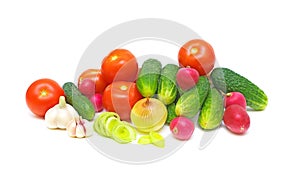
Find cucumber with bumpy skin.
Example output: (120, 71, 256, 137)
(210, 67, 268, 111)
(63, 82, 95, 121)
(166, 103, 177, 124)
(175, 87, 201, 118)
(198, 88, 224, 130)
(195, 76, 210, 110)
(157, 64, 179, 105)
(175, 76, 210, 118)
(136, 59, 162, 97)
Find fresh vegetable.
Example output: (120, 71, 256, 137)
(63, 82, 95, 121)
(175, 76, 209, 118)
(89, 93, 103, 112)
(101, 49, 138, 84)
(210, 67, 268, 111)
(78, 69, 108, 94)
(138, 131, 165, 148)
(149, 131, 165, 148)
(178, 39, 216, 75)
(66, 117, 93, 138)
(170, 117, 195, 140)
(102, 81, 142, 121)
(78, 78, 96, 97)
(93, 112, 121, 137)
(198, 88, 224, 130)
(195, 76, 210, 109)
(223, 104, 250, 134)
(26, 78, 65, 117)
(157, 64, 179, 105)
(44, 96, 79, 129)
(131, 98, 167, 132)
(175, 88, 200, 118)
(112, 124, 137, 144)
(138, 135, 152, 145)
(93, 112, 137, 143)
(176, 67, 199, 91)
(136, 59, 162, 97)
(225, 92, 247, 110)
(166, 103, 177, 124)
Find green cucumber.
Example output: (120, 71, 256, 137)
(198, 88, 224, 130)
(136, 59, 162, 97)
(175, 87, 200, 118)
(63, 82, 95, 121)
(210, 67, 268, 110)
(195, 76, 210, 109)
(166, 103, 177, 124)
(157, 64, 179, 105)
(175, 76, 210, 118)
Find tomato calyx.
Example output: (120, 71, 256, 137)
(190, 47, 199, 55)
(39, 89, 48, 97)
(120, 85, 128, 91)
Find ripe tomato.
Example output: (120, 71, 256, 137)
(26, 78, 65, 117)
(178, 39, 216, 75)
(78, 69, 108, 94)
(101, 49, 138, 84)
(102, 81, 142, 121)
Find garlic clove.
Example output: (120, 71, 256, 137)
(67, 120, 77, 137)
(83, 120, 93, 137)
(66, 117, 92, 138)
(75, 124, 86, 138)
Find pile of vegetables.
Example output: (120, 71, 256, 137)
(25, 38, 268, 146)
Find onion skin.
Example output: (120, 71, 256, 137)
(130, 98, 167, 133)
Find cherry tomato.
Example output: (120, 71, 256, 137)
(78, 69, 108, 94)
(178, 39, 216, 75)
(26, 78, 65, 117)
(102, 81, 142, 121)
(101, 49, 138, 84)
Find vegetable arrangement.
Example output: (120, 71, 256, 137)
(25, 38, 268, 146)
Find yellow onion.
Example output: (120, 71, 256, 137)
(130, 98, 167, 133)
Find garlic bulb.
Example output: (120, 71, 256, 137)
(66, 117, 92, 138)
(45, 96, 79, 129)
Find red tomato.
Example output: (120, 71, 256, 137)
(26, 78, 65, 117)
(78, 69, 108, 94)
(101, 49, 138, 84)
(102, 81, 142, 121)
(178, 39, 216, 75)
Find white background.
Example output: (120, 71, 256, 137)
(1, 0, 299, 179)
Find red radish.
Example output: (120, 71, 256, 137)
(78, 78, 96, 97)
(225, 92, 247, 109)
(176, 67, 199, 91)
(170, 117, 195, 140)
(89, 93, 103, 112)
(223, 105, 250, 134)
